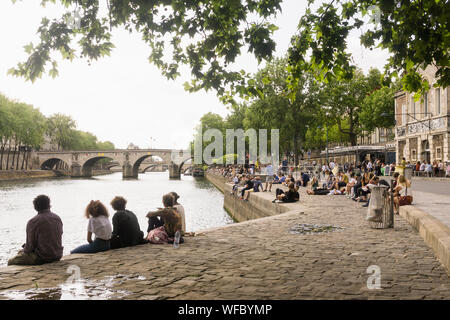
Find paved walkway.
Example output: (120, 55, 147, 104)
(410, 179, 450, 228)
(0, 185, 449, 299)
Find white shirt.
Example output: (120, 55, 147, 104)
(88, 215, 112, 240)
(174, 204, 186, 233)
(266, 165, 274, 176)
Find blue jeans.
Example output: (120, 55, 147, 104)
(71, 238, 110, 254)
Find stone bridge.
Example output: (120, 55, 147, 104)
(36, 149, 192, 179)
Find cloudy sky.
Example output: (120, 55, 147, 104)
(0, 0, 390, 150)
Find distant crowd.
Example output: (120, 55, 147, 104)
(208, 157, 414, 214)
(8, 193, 186, 266)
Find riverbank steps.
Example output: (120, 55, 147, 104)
(0, 173, 449, 299)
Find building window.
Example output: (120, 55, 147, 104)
(411, 97, 415, 118)
(424, 92, 428, 117)
(436, 147, 442, 160)
(411, 149, 417, 161)
(435, 88, 440, 115)
(402, 104, 406, 124)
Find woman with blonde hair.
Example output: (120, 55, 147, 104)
(393, 174, 412, 214)
(71, 200, 112, 254)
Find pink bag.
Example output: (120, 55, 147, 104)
(147, 226, 169, 244)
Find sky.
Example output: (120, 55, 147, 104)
(0, 0, 390, 150)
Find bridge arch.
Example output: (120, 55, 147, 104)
(41, 158, 70, 171)
(131, 155, 153, 177)
(142, 163, 169, 173)
(178, 157, 193, 175)
(81, 156, 116, 177)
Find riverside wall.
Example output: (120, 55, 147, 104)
(206, 172, 290, 222)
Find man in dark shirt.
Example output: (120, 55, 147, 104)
(240, 176, 254, 199)
(110, 196, 146, 249)
(8, 195, 63, 266)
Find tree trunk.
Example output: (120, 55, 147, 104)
(293, 134, 299, 167)
(10, 145, 16, 170)
(0, 146, 4, 170)
(6, 141, 11, 170)
(21, 147, 27, 170)
(24, 149, 30, 170)
(16, 146, 21, 170)
(350, 133, 357, 146)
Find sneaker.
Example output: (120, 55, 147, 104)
(272, 199, 276, 203)
(362, 202, 369, 207)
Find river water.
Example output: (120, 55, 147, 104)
(0, 172, 232, 266)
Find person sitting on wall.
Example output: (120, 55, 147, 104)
(146, 194, 183, 244)
(109, 196, 147, 249)
(243, 176, 263, 201)
(71, 200, 112, 254)
(240, 176, 254, 199)
(272, 182, 299, 203)
(8, 195, 63, 266)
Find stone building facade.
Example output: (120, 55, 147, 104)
(394, 65, 449, 164)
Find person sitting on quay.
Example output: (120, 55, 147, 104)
(345, 172, 358, 198)
(243, 176, 263, 201)
(272, 174, 280, 184)
(300, 171, 310, 187)
(170, 191, 186, 236)
(393, 174, 412, 214)
(146, 194, 183, 244)
(306, 177, 330, 195)
(272, 182, 299, 203)
(109, 196, 147, 249)
(71, 200, 112, 254)
(8, 195, 63, 266)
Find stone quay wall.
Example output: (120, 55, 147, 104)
(206, 173, 289, 222)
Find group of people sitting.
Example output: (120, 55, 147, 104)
(305, 170, 412, 214)
(8, 192, 186, 266)
(227, 167, 306, 204)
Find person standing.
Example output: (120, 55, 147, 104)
(109, 196, 146, 249)
(71, 200, 112, 254)
(264, 164, 274, 192)
(8, 195, 63, 266)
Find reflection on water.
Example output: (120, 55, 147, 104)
(1, 274, 145, 300)
(0, 172, 232, 266)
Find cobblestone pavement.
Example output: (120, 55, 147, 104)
(0, 187, 449, 300)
